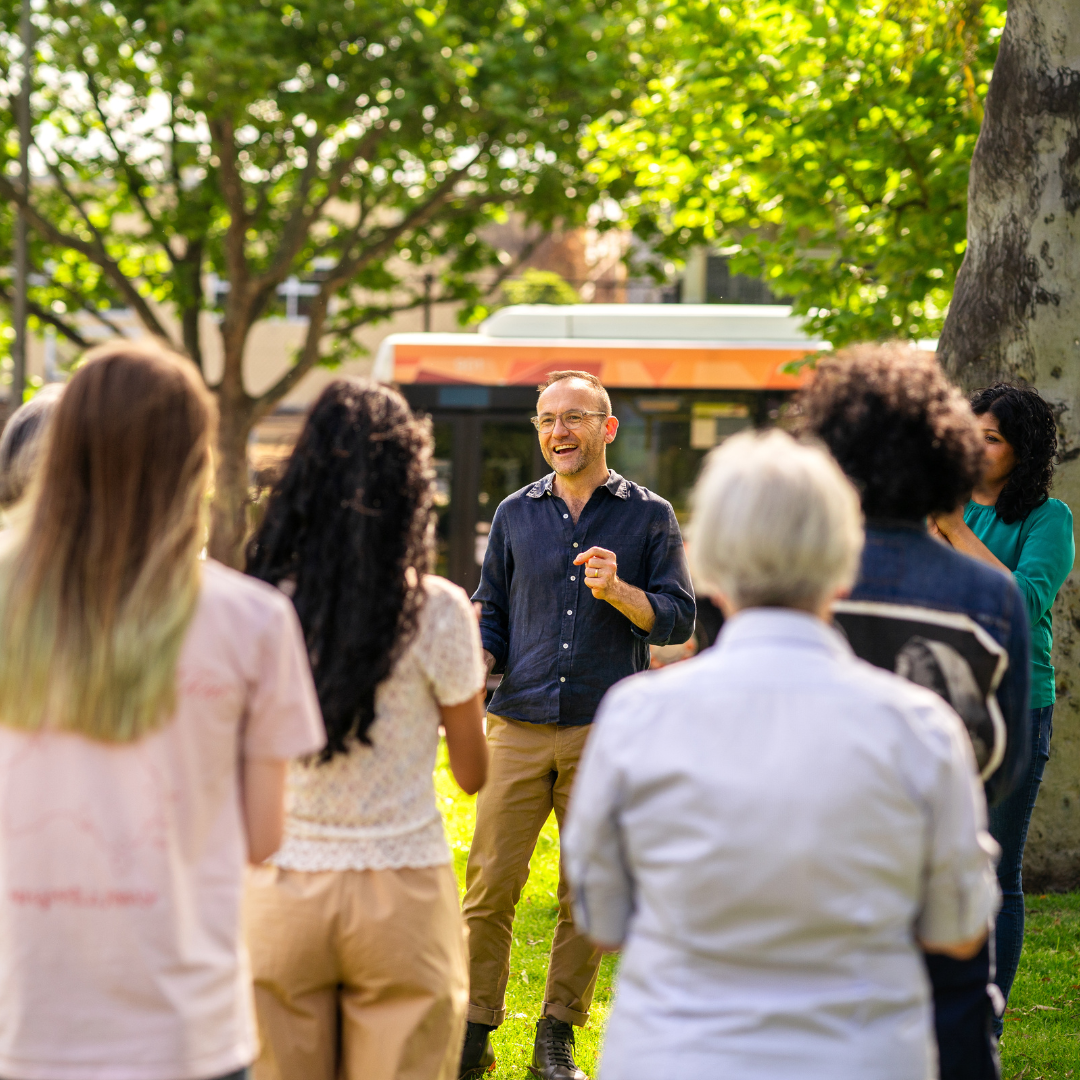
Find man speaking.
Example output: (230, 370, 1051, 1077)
(460, 371, 695, 1080)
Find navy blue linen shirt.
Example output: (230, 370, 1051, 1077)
(473, 469, 696, 726)
(850, 521, 1031, 808)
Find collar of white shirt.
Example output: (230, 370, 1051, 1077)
(715, 607, 852, 661)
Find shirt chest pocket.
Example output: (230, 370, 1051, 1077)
(603, 532, 648, 586)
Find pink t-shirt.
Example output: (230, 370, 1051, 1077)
(0, 560, 325, 1080)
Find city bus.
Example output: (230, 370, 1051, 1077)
(373, 304, 823, 592)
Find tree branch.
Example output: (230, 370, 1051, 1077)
(52, 281, 128, 337)
(253, 129, 325, 289)
(210, 117, 251, 305)
(0, 174, 178, 347)
(333, 172, 476, 288)
(324, 291, 447, 337)
(250, 179, 474, 417)
(247, 142, 288, 225)
(0, 281, 90, 348)
(85, 69, 175, 258)
(252, 125, 385, 301)
(45, 156, 112, 250)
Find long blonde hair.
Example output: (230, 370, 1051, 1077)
(0, 340, 216, 741)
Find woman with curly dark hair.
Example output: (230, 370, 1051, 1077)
(243, 380, 488, 1080)
(931, 383, 1074, 1030)
(799, 345, 1034, 1077)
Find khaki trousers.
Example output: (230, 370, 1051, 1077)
(462, 714, 602, 1028)
(244, 863, 467, 1080)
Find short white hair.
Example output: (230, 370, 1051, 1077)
(689, 429, 864, 611)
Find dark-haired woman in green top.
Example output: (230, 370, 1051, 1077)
(931, 383, 1074, 1034)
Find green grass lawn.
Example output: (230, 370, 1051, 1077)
(1002, 893, 1080, 1078)
(436, 748, 1080, 1078)
(436, 747, 618, 1077)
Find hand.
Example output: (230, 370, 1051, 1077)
(931, 506, 966, 540)
(927, 517, 949, 544)
(574, 545, 619, 601)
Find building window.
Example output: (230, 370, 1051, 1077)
(705, 255, 777, 305)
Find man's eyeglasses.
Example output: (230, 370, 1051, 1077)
(530, 410, 608, 433)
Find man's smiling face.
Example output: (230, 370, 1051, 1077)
(536, 378, 613, 477)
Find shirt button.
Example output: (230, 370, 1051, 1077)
(563, 513, 568, 519)
(563, 643, 569, 649)
(570, 575, 576, 581)
(572, 542, 579, 548)
(560, 677, 566, 683)
(567, 609, 573, 615)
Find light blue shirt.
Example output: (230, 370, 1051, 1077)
(564, 608, 999, 1080)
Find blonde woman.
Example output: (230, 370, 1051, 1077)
(565, 430, 999, 1080)
(0, 341, 324, 1080)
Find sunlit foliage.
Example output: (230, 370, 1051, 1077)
(588, 0, 1005, 345)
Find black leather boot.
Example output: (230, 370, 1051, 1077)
(529, 1017, 588, 1080)
(458, 1021, 496, 1079)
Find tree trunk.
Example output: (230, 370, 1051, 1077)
(207, 317, 255, 569)
(208, 402, 253, 569)
(939, 1, 1080, 889)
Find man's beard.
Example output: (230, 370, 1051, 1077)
(543, 429, 605, 475)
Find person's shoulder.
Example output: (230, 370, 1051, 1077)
(592, 668, 672, 746)
(421, 572, 474, 614)
(419, 573, 479, 634)
(936, 535, 1019, 592)
(866, 527, 1021, 603)
(616, 477, 677, 519)
(840, 653, 973, 754)
(598, 651, 715, 725)
(1031, 497, 1074, 530)
(199, 559, 295, 622)
(493, 476, 554, 516)
(618, 476, 668, 505)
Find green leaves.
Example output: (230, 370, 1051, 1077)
(591, 0, 1005, 347)
(0, 0, 643, 385)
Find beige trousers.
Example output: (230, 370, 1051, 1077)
(244, 862, 468, 1080)
(462, 714, 603, 1028)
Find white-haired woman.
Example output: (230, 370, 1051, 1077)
(563, 430, 999, 1080)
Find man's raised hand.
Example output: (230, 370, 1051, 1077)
(574, 546, 619, 601)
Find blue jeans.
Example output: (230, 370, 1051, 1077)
(988, 704, 1053, 1036)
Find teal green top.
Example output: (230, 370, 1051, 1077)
(964, 498, 1075, 708)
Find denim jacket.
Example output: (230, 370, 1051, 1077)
(848, 522, 1031, 807)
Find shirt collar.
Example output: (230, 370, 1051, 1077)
(526, 469, 629, 500)
(864, 517, 927, 534)
(715, 607, 853, 661)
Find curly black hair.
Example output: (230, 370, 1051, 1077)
(970, 384, 1057, 525)
(245, 380, 434, 760)
(795, 343, 984, 520)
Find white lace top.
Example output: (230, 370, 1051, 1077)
(272, 575, 486, 872)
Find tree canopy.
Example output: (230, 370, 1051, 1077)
(0, 0, 641, 558)
(588, 0, 1005, 345)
